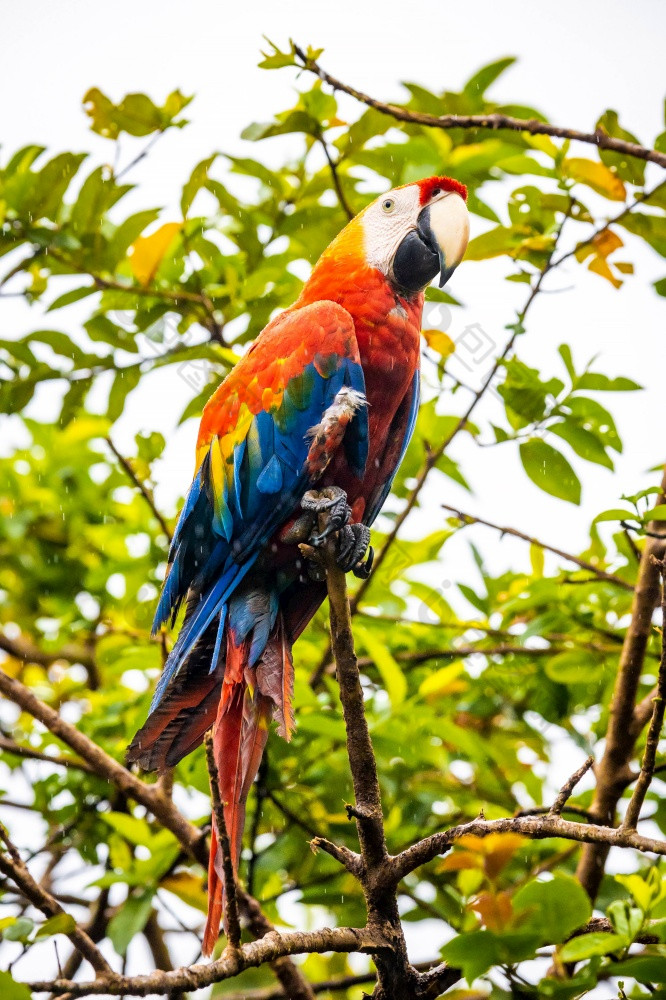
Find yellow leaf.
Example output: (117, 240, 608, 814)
(423, 328, 455, 358)
(588, 255, 622, 289)
(592, 228, 623, 258)
(130, 222, 181, 286)
(562, 158, 626, 201)
(471, 889, 513, 931)
(161, 872, 208, 913)
(455, 832, 527, 880)
(419, 661, 468, 701)
(440, 851, 484, 873)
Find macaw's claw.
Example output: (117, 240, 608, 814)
(336, 524, 371, 574)
(352, 544, 374, 580)
(302, 487, 352, 544)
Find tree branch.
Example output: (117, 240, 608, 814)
(621, 556, 666, 830)
(576, 469, 666, 899)
(27, 925, 385, 997)
(392, 811, 666, 884)
(292, 45, 666, 169)
(0, 667, 208, 868)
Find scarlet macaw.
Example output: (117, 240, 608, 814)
(128, 175, 469, 952)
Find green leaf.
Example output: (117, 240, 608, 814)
(355, 625, 407, 707)
(35, 912, 76, 938)
(83, 88, 191, 139)
(549, 421, 613, 470)
(107, 888, 154, 956)
(514, 874, 592, 944)
(559, 931, 626, 961)
(440, 930, 501, 983)
(596, 110, 646, 185)
(545, 650, 604, 685)
(181, 154, 218, 217)
(593, 508, 634, 523)
(610, 956, 666, 983)
(620, 212, 666, 258)
(0, 972, 32, 1000)
(465, 225, 529, 261)
(47, 285, 97, 312)
(575, 372, 642, 392)
(3, 916, 34, 942)
(464, 57, 516, 100)
(100, 811, 153, 846)
(519, 439, 581, 504)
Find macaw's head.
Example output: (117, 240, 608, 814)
(312, 175, 469, 297)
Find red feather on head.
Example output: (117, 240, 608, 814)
(415, 175, 468, 204)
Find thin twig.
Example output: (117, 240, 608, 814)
(204, 729, 241, 949)
(292, 44, 666, 168)
(549, 756, 595, 815)
(318, 135, 353, 221)
(442, 504, 634, 591)
(0, 823, 112, 975)
(106, 437, 173, 542)
(0, 734, 96, 774)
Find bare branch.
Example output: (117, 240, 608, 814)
(320, 534, 387, 871)
(27, 925, 385, 997)
(318, 135, 354, 221)
(442, 503, 633, 591)
(292, 44, 666, 169)
(393, 811, 666, 884)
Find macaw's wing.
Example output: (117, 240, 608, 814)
(150, 300, 367, 707)
(364, 369, 420, 526)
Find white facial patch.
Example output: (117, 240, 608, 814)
(361, 185, 422, 275)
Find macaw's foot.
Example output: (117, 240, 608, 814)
(337, 523, 372, 575)
(301, 486, 351, 544)
(300, 487, 373, 579)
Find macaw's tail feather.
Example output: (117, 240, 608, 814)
(202, 611, 294, 956)
(127, 612, 225, 770)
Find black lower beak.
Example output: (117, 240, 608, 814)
(392, 205, 445, 293)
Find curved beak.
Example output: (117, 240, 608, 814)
(392, 193, 470, 293)
(423, 193, 470, 287)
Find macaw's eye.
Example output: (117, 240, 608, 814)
(381, 197, 396, 214)
(431, 188, 442, 198)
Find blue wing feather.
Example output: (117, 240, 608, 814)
(149, 346, 367, 709)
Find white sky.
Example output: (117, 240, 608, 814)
(1, 0, 666, 987)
